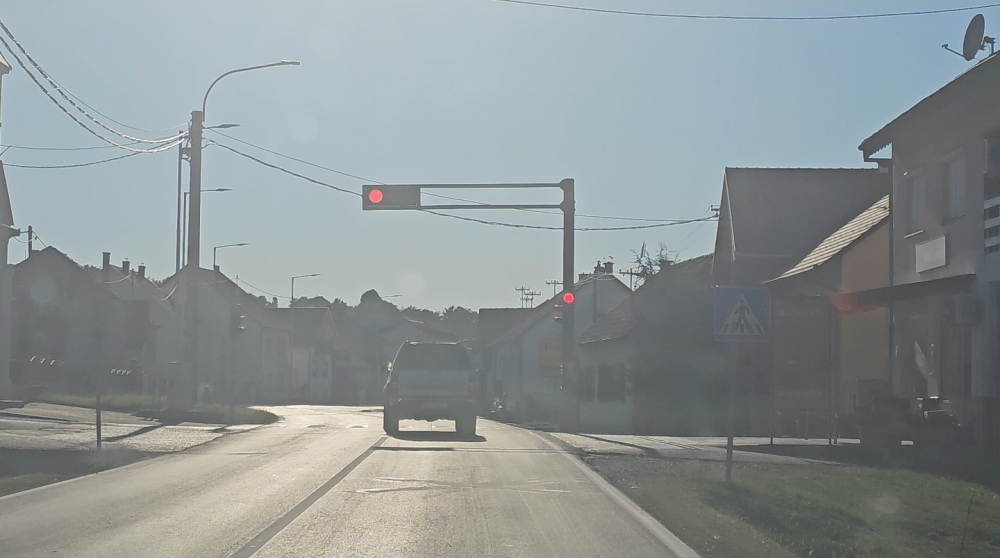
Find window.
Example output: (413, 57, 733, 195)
(946, 158, 965, 219)
(596, 366, 626, 402)
(909, 174, 925, 233)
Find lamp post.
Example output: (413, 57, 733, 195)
(182, 60, 299, 408)
(289, 273, 320, 404)
(175, 125, 239, 274)
(181, 189, 233, 268)
(212, 242, 249, 271)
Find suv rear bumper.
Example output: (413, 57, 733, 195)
(386, 398, 476, 422)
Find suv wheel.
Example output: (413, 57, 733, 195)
(383, 407, 399, 435)
(456, 412, 477, 438)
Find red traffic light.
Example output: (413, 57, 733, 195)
(561, 292, 575, 305)
(368, 188, 384, 204)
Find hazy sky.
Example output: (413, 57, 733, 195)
(1, 1, 995, 310)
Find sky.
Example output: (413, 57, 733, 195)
(1, 1, 997, 310)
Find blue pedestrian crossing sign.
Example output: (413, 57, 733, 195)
(714, 287, 770, 342)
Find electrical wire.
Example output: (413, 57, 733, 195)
(493, 0, 1000, 20)
(235, 277, 290, 300)
(206, 129, 381, 184)
(421, 209, 716, 231)
(3, 151, 140, 169)
(207, 129, 694, 224)
(0, 33, 186, 154)
(211, 139, 716, 231)
(0, 143, 136, 151)
(0, 19, 186, 145)
(207, 140, 361, 197)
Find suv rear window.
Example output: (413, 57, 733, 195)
(393, 344, 470, 372)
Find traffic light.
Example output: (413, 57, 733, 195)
(362, 185, 422, 210)
(230, 304, 246, 336)
(561, 291, 575, 305)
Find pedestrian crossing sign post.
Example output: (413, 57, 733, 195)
(714, 287, 770, 342)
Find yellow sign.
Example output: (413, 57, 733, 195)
(538, 338, 562, 377)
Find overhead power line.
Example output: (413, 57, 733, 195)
(422, 209, 716, 231)
(0, 143, 136, 151)
(493, 0, 1000, 20)
(3, 151, 140, 169)
(211, 138, 717, 231)
(0, 19, 186, 145)
(235, 277, 290, 300)
(208, 141, 361, 197)
(208, 129, 692, 224)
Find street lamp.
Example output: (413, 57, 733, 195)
(212, 242, 249, 271)
(182, 60, 299, 408)
(288, 273, 320, 404)
(181, 188, 233, 268)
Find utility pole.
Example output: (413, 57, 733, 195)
(515, 286, 530, 308)
(525, 290, 541, 308)
(618, 267, 644, 291)
(183, 110, 204, 408)
(545, 280, 562, 298)
(26, 225, 31, 254)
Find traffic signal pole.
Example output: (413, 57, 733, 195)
(362, 179, 578, 430)
(560, 179, 577, 432)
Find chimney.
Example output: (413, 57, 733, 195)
(122, 260, 130, 275)
(102, 252, 111, 270)
(604, 261, 614, 275)
(137, 264, 146, 279)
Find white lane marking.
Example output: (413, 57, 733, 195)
(532, 431, 703, 558)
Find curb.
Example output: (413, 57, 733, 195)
(532, 430, 703, 558)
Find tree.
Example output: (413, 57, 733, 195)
(630, 242, 674, 286)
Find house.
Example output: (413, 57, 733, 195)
(486, 270, 631, 428)
(87, 253, 182, 399)
(577, 255, 720, 434)
(766, 196, 891, 437)
(857, 51, 1000, 456)
(478, 307, 533, 403)
(276, 306, 337, 404)
(712, 167, 891, 433)
(160, 267, 290, 405)
(10, 247, 147, 394)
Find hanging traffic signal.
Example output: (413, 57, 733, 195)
(362, 185, 422, 210)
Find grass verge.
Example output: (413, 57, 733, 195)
(34, 391, 161, 414)
(34, 391, 277, 425)
(616, 464, 1000, 558)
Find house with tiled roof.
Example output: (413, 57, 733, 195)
(765, 196, 890, 437)
(485, 271, 630, 428)
(578, 255, 719, 434)
(711, 166, 890, 434)
(161, 266, 290, 404)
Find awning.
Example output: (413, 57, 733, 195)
(831, 274, 975, 315)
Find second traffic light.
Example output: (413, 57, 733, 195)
(362, 185, 422, 210)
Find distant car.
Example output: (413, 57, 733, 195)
(383, 342, 478, 437)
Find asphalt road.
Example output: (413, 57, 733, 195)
(0, 406, 685, 557)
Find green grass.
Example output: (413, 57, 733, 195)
(192, 403, 279, 425)
(34, 391, 162, 414)
(619, 466, 1000, 558)
(34, 391, 278, 425)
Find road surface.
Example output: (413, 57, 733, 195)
(0, 406, 685, 557)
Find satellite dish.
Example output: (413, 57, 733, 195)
(963, 14, 986, 61)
